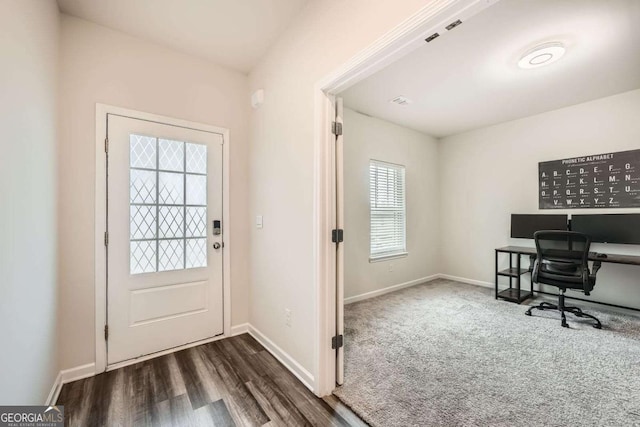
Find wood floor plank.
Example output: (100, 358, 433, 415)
(196, 344, 269, 426)
(245, 376, 311, 427)
(56, 334, 364, 426)
(197, 399, 236, 426)
(84, 370, 120, 427)
(155, 394, 199, 427)
(174, 347, 222, 410)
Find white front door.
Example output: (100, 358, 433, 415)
(107, 114, 224, 365)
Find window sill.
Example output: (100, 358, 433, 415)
(369, 252, 408, 263)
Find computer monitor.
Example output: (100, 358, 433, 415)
(510, 214, 568, 239)
(571, 214, 640, 244)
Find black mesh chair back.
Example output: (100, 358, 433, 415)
(532, 231, 594, 293)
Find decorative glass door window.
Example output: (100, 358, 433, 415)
(129, 134, 208, 274)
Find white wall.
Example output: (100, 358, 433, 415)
(248, 0, 429, 382)
(343, 108, 439, 300)
(439, 89, 640, 308)
(0, 0, 60, 403)
(57, 15, 251, 371)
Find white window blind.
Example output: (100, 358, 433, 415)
(369, 160, 406, 259)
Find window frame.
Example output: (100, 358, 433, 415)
(368, 159, 408, 262)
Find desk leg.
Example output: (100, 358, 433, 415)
(509, 254, 513, 289)
(530, 255, 534, 296)
(494, 250, 498, 299)
(516, 254, 521, 304)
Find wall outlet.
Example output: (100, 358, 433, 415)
(256, 215, 263, 229)
(285, 308, 292, 327)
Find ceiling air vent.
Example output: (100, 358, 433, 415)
(390, 96, 412, 106)
(425, 33, 440, 43)
(445, 19, 462, 31)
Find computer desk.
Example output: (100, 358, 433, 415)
(495, 246, 640, 312)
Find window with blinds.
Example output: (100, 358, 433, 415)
(369, 160, 406, 260)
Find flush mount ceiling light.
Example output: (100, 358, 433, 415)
(518, 42, 566, 69)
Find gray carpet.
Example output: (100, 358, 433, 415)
(333, 279, 640, 427)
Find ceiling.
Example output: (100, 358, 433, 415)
(57, 0, 309, 73)
(341, 0, 640, 138)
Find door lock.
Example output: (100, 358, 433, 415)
(213, 242, 221, 250)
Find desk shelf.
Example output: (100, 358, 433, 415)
(497, 268, 529, 278)
(497, 288, 532, 303)
(495, 248, 533, 305)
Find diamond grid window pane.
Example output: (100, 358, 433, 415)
(130, 205, 156, 239)
(159, 172, 184, 204)
(159, 206, 184, 238)
(130, 169, 156, 204)
(186, 238, 207, 269)
(186, 143, 207, 174)
(130, 241, 156, 274)
(159, 239, 184, 271)
(186, 174, 206, 205)
(130, 135, 156, 169)
(129, 134, 209, 275)
(186, 207, 207, 237)
(159, 139, 184, 172)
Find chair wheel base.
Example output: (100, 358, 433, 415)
(525, 301, 602, 329)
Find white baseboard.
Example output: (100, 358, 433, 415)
(438, 273, 493, 289)
(247, 324, 315, 391)
(230, 323, 249, 336)
(46, 363, 96, 405)
(45, 371, 62, 406)
(344, 274, 440, 304)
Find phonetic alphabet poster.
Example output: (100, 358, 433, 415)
(539, 149, 640, 209)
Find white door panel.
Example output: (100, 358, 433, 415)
(107, 114, 224, 365)
(335, 97, 345, 385)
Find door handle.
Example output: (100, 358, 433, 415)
(213, 242, 221, 250)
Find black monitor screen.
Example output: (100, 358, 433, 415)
(571, 214, 640, 244)
(511, 214, 568, 239)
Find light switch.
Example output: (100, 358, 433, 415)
(256, 215, 263, 229)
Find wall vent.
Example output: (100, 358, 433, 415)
(390, 96, 412, 106)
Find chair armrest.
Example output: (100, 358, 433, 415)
(592, 260, 602, 275)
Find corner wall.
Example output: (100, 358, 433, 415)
(343, 108, 439, 300)
(248, 0, 431, 384)
(0, 0, 60, 404)
(57, 15, 251, 372)
(438, 89, 640, 308)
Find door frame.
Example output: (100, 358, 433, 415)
(94, 103, 232, 373)
(312, 0, 501, 395)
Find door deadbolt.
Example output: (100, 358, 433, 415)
(213, 242, 221, 250)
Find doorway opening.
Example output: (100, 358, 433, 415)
(318, 0, 640, 424)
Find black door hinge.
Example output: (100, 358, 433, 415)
(331, 334, 344, 349)
(104, 325, 109, 341)
(332, 121, 343, 136)
(332, 229, 344, 243)
(105, 137, 109, 153)
(104, 231, 109, 246)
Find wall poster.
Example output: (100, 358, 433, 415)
(539, 149, 640, 209)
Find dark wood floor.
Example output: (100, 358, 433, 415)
(56, 334, 366, 427)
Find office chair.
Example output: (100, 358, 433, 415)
(525, 230, 602, 328)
